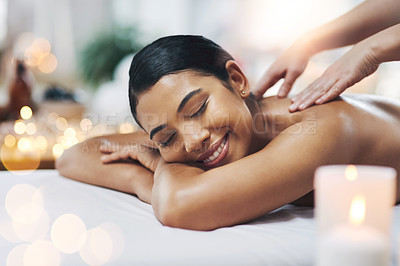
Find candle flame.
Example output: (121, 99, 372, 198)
(349, 194, 366, 226)
(345, 165, 358, 181)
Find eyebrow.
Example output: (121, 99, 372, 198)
(177, 88, 202, 113)
(149, 88, 202, 140)
(150, 124, 167, 140)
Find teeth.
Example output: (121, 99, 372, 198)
(203, 136, 227, 164)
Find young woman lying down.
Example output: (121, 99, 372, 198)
(56, 35, 400, 230)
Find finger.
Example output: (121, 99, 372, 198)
(296, 91, 325, 111)
(278, 70, 301, 98)
(101, 150, 132, 163)
(289, 80, 322, 112)
(99, 143, 119, 153)
(290, 91, 318, 112)
(289, 77, 333, 112)
(253, 69, 284, 99)
(293, 78, 337, 111)
(315, 79, 348, 104)
(101, 154, 117, 163)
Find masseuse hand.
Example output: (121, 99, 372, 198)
(288, 43, 380, 111)
(253, 39, 312, 100)
(100, 143, 161, 173)
(254, 40, 380, 112)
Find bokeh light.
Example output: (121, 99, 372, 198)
(1, 143, 41, 173)
(17, 137, 33, 152)
(24, 45, 43, 67)
(15, 32, 35, 56)
(25, 123, 37, 135)
(47, 112, 59, 124)
(6, 244, 29, 266)
(64, 127, 76, 138)
(32, 38, 51, 55)
(23, 36, 54, 71)
(20, 106, 33, 120)
(5, 184, 44, 224)
(80, 118, 93, 133)
(79, 226, 113, 265)
(52, 143, 64, 158)
(4, 135, 16, 147)
(14, 120, 26, 135)
(55, 117, 68, 131)
(37, 52, 58, 73)
(34, 135, 48, 151)
(0, 218, 21, 243)
(13, 210, 50, 242)
(98, 222, 125, 262)
(23, 240, 61, 266)
(51, 213, 87, 254)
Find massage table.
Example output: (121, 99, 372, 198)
(0, 170, 399, 265)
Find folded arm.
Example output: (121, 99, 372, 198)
(56, 131, 154, 203)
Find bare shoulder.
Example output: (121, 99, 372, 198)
(257, 95, 352, 139)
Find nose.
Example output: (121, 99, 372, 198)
(183, 127, 210, 153)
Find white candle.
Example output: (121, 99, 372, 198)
(317, 193, 390, 266)
(398, 234, 400, 266)
(317, 225, 389, 266)
(315, 165, 396, 237)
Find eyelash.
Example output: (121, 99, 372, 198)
(159, 100, 209, 148)
(160, 132, 176, 147)
(190, 100, 208, 118)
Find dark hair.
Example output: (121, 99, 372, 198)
(128, 35, 234, 126)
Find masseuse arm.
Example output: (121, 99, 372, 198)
(254, 0, 400, 100)
(56, 131, 154, 203)
(302, 0, 400, 56)
(290, 23, 400, 111)
(152, 117, 352, 230)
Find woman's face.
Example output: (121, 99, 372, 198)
(136, 69, 254, 168)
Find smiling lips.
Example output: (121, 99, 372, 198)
(197, 133, 229, 167)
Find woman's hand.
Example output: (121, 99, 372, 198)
(253, 38, 313, 99)
(100, 142, 162, 173)
(288, 43, 380, 112)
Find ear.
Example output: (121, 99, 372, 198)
(225, 60, 250, 99)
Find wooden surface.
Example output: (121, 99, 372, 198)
(0, 159, 55, 171)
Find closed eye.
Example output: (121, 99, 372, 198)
(159, 132, 176, 147)
(190, 100, 208, 118)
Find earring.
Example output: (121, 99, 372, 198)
(241, 90, 246, 95)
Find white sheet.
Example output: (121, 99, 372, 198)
(0, 170, 399, 266)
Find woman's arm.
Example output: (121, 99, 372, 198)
(56, 131, 154, 203)
(152, 116, 353, 230)
(306, 0, 400, 55)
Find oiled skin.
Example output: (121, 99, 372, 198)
(260, 94, 400, 206)
(57, 94, 400, 230)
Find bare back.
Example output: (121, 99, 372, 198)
(259, 94, 400, 204)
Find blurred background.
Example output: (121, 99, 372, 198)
(0, 0, 399, 170)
